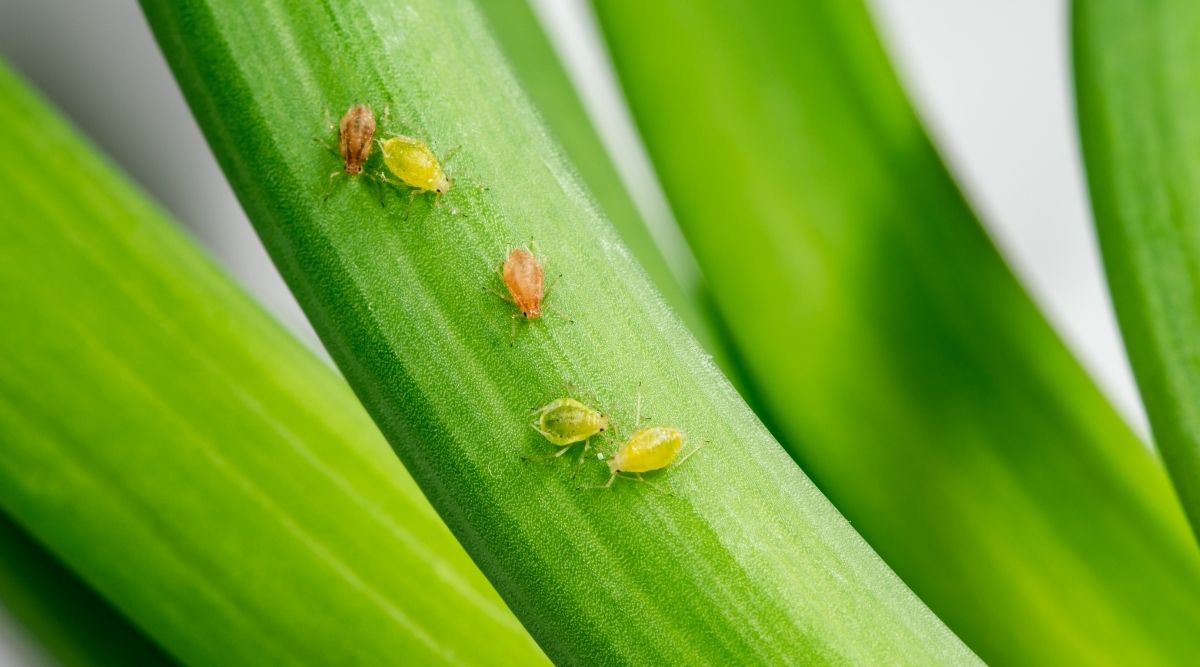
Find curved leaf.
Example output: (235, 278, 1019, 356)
(141, 0, 978, 663)
(0, 62, 546, 667)
(1074, 1, 1200, 541)
(593, 0, 1200, 662)
(0, 512, 173, 667)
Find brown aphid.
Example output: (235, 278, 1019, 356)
(338, 104, 376, 175)
(502, 247, 545, 320)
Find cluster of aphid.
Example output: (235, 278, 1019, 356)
(329, 104, 560, 333)
(327, 104, 700, 492)
(325, 103, 451, 210)
(529, 396, 700, 492)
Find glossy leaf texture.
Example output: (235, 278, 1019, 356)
(141, 0, 978, 663)
(593, 0, 1200, 662)
(0, 62, 546, 667)
(1074, 0, 1200, 544)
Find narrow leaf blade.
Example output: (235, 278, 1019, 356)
(594, 0, 1200, 662)
(0, 62, 546, 667)
(1074, 1, 1200, 542)
(141, 0, 978, 663)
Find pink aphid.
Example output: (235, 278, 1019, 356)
(502, 247, 544, 320)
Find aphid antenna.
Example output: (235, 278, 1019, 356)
(633, 388, 648, 427)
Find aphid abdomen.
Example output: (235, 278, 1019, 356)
(532, 398, 608, 446)
(381, 135, 451, 194)
(502, 248, 544, 319)
(338, 104, 376, 175)
(615, 427, 684, 473)
(543, 409, 599, 444)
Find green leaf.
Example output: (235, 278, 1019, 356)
(0, 61, 546, 666)
(1074, 1, 1200, 541)
(592, 0, 1200, 662)
(140, 0, 978, 663)
(0, 512, 174, 667)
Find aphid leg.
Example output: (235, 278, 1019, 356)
(529, 421, 555, 442)
(509, 314, 519, 345)
(313, 135, 340, 158)
(570, 439, 592, 478)
(544, 305, 574, 324)
(543, 272, 562, 299)
(541, 274, 575, 323)
(485, 285, 514, 304)
(628, 473, 674, 497)
(323, 171, 342, 200)
(520, 445, 574, 463)
(372, 173, 389, 208)
(376, 171, 393, 207)
(403, 190, 417, 220)
(580, 471, 618, 491)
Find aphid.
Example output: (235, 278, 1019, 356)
(489, 246, 569, 340)
(380, 135, 451, 195)
(587, 394, 701, 491)
(529, 396, 608, 453)
(338, 104, 376, 175)
(502, 247, 545, 321)
(320, 104, 378, 200)
(596, 427, 692, 489)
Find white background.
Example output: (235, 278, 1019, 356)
(0, 0, 1140, 663)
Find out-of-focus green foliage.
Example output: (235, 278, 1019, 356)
(0, 61, 546, 667)
(594, 0, 1200, 662)
(0, 512, 174, 667)
(1075, 0, 1200, 543)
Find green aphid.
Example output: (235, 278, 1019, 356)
(528, 398, 609, 466)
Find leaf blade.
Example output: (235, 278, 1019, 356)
(141, 0, 979, 662)
(593, 0, 1200, 662)
(0, 61, 546, 667)
(1074, 0, 1200, 542)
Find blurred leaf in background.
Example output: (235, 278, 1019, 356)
(0, 512, 174, 667)
(593, 0, 1200, 662)
(1075, 0, 1200, 543)
(0, 61, 546, 667)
